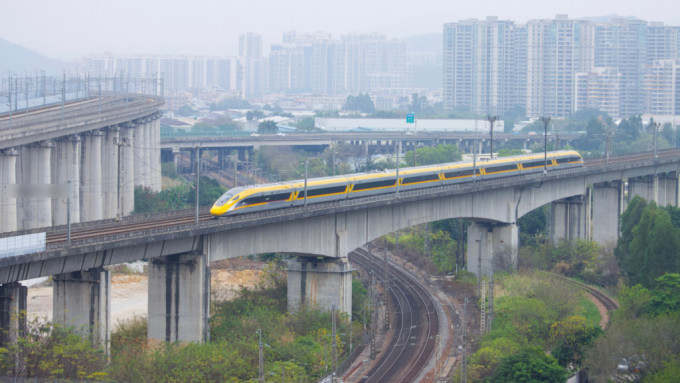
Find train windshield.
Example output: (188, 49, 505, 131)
(215, 191, 239, 206)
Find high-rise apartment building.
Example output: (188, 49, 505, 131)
(644, 59, 680, 115)
(444, 15, 680, 118)
(238, 32, 266, 99)
(83, 54, 237, 94)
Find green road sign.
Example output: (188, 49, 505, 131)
(406, 113, 414, 123)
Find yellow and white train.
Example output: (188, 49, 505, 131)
(210, 150, 583, 216)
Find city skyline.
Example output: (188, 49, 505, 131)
(2, 0, 680, 60)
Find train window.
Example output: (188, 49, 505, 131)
(522, 160, 546, 168)
(556, 156, 580, 164)
(241, 192, 291, 206)
(444, 168, 479, 179)
(485, 164, 519, 173)
(402, 174, 439, 185)
(302, 185, 347, 198)
(352, 179, 396, 191)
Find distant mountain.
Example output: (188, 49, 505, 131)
(0, 38, 65, 75)
(403, 34, 442, 90)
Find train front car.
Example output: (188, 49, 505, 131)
(210, 187, 249, 216)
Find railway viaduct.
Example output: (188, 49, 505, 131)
(1, 91, 680, 351)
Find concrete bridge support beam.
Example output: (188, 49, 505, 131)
(467, 222, 518, 277)
(287, 257, 353, 317)
(133, 120, 147, 188)
(102, 127, 120, 220)
(628, 175, 657, 204)
(592, 181, 624, 248)
(0, 282, 27, 346)
(18, 141, 53, 229)
(148, 253, 210, 343)
(52, 136, 81, 226)
(81, 131, 104, 222)
(53, 269, 110, 352)
(656, 172, 678, 207)
(152, 117, 162, 192)
(550, 194, 590, 243)
(120, 125, 135, 217)
(0, 149, 19, 232)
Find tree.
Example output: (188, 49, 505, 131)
(490, 347, 566, 383)
(402, 144, 462, 166)
(649, 273, 680, 315)
(257, 120, 279, 133)
(549, 315, 602, 368)
(344, 93, 375, 113)
(409, 93, 428, 114)
(176, 104, 196, 117)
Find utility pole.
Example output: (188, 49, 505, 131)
(384, 245, 390, 331)
(480, 280, 486, 333)
(461, 298, 468, 383)
(195, 146, 201, 225)
(370, 270, 377, 360)
(488, 270, 494, 332)
(331, 305, 337, 378)
(653, 121, 659, 158)
(304, 158, 309, 206)
(540, 117, 551, 175)
(258, 329, 264, 383)
(487, 115, 498, 159)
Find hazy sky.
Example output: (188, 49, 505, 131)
(3, 0, 680, 60)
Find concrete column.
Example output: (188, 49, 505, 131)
(657, 172, 679, 207)
(144, 121, 154, 190)
(80, 131, 104, 222)
(467, 222, 518, 277)
(148, 253, 210, 343)
(0, 282, 27, 346)
(120, 125, 135, 217)
(52, 136, 81, 226)
(133, 121, 146, 188)
(287, 257, 353, 317)
(592, 181, 624, 248)
(550, 195, 589, 243)
(53, 269, 110, 352)
(18, 142, 53, 229)
(0, 149, 19, 233)
(628, 175, 657, 203)
(102, 127, 120, 220)
(152, 118, 162, 192)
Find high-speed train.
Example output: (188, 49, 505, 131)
(210, 150, 583, 217)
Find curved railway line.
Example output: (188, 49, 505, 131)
(349, 247, 440, 383)
(548, 273, 619, 328)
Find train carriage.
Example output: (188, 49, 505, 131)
(210, 150, 583, 216)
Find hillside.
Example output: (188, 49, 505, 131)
(0, 38, 65, 74)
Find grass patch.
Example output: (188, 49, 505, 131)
(579, 296, 601, 328)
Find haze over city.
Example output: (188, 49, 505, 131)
(2, 0, 680, 59)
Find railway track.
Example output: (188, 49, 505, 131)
(349, 247, 439, 383)
(548, 273, 619, 327)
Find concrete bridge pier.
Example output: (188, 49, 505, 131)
(120, 125, 135, 217)
(467, 222, 518, 277)
(287, 257, 353, 317)
(102, 127, 120, 220)
(0, 149, 19, 232)
(133, 120, 147, 189)
(152, 117, 162, 192)
(53, 269, 110, 352)
(18, 141, 54, 230)
(628, 175, 658, 204)
(656, 172, 679, 207)
(81, 131, 104, 222)
(550, 194, 590, 243)
(0, 282, 27, 346)
(52, 136, 81, 226)
(591, 181, 624, 248)
(148, 253, 210, 343)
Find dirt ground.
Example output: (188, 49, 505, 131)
(26, 258, 264, 330)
